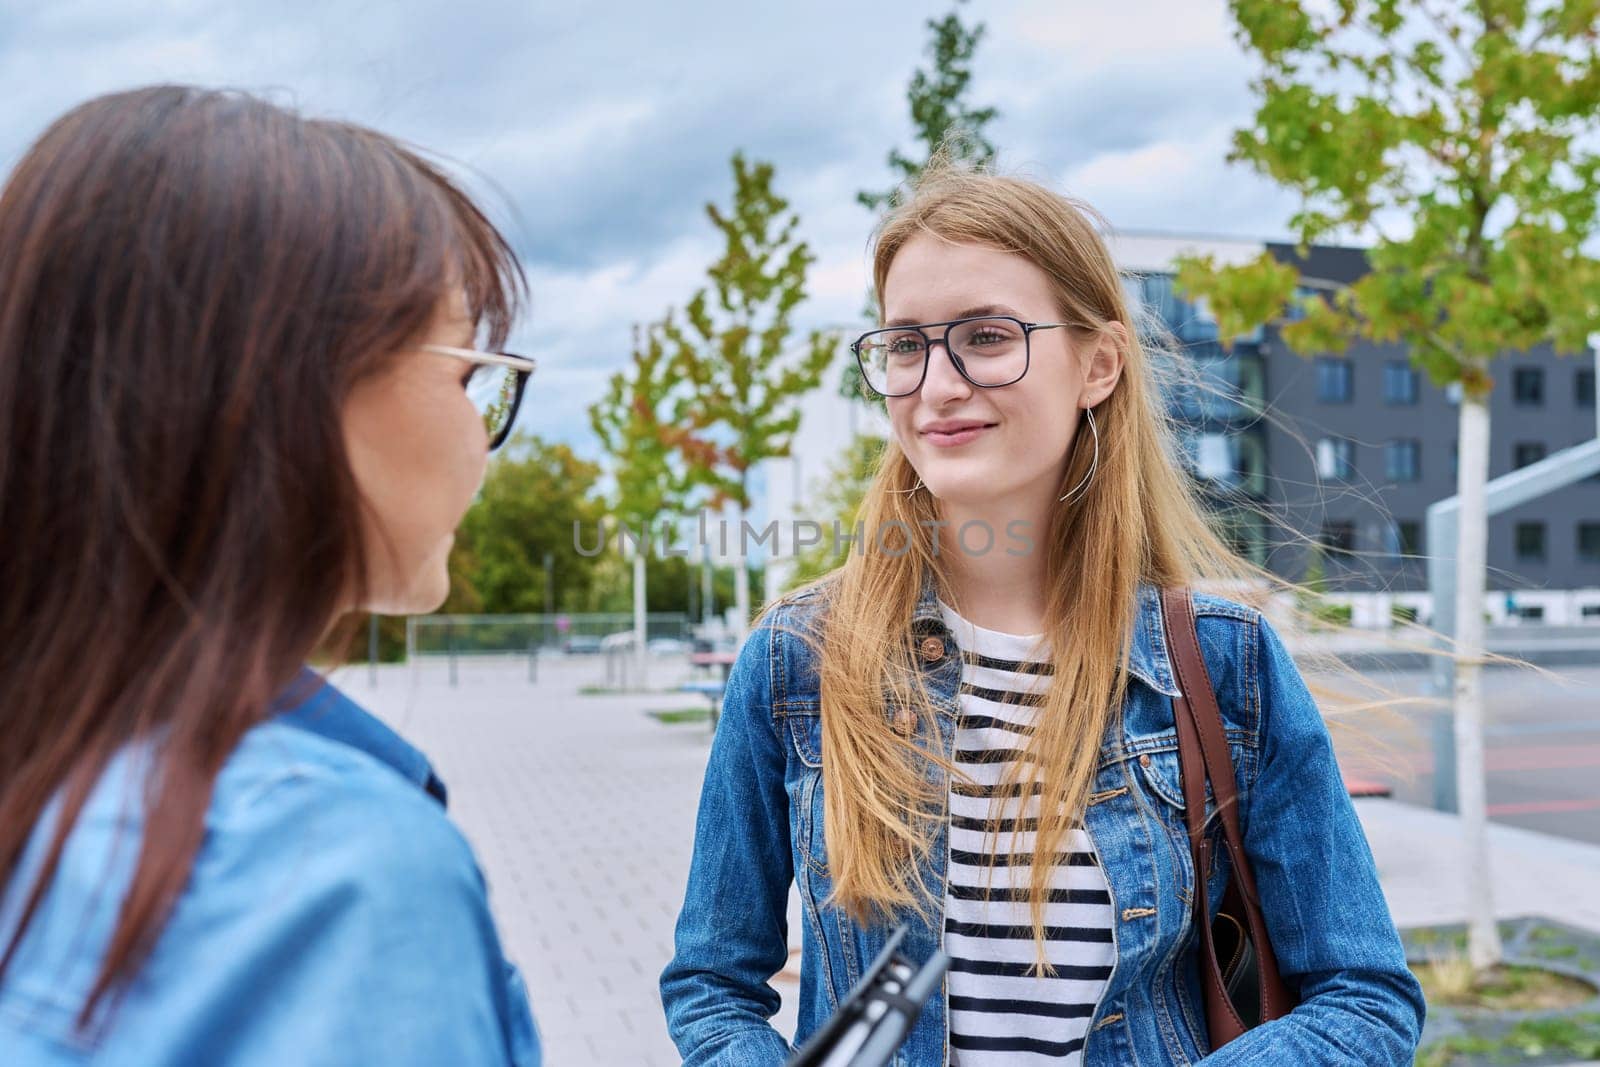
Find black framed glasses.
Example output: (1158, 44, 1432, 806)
(421, 344, 537, 451)
(850, 315, 1072, 398)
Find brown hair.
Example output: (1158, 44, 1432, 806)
(804, 161, 1264, 956)
(0, 85, 524, 1022)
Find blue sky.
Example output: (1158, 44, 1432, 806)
(0, 0, 1302, 453)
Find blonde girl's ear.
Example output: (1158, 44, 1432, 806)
(1079, 321, 1128, 410)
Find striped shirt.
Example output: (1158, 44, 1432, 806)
(938, 602, 1116, 1065)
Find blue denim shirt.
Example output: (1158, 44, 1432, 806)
(0, 669, 540, 1066)
(662, 580, 1424, 1065)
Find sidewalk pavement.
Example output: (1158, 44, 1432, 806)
(331, 654, 1600, 1066)
(1356, 796, 1600, 934)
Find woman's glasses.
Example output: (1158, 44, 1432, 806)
(850, 315, 1071, 398)
(421, 344, 537, 451)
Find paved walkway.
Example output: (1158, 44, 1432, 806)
(330, 653, 1600, 1066)
(334, 656, 774, 1066)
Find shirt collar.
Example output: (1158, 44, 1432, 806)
(911, 570, 1181, 698)
(273, 667, 449, 806)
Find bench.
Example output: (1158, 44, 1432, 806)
(1343, 776, 1393, 798)
(679, 679, 726, 732)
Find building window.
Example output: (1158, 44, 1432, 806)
(1513, 366, 1544, 406)
(1211, 507, 1269, 567)
(1580, 367, 1596, 409)
(1180, 351, 1266, 422)
(1316, 437, 1356, 480)
(1316, 357, 1353, 403)
(1581, 523, 1600, 563)
(1385, 439, 1421, 482)
(1383, 361, 1419, 405)
(1385, 519, 1422, 557)
(1319, 521, 1357, 554)
(1445, 381, 1463, 406)
(1398, 520, 1421, 556)
(1516, 522, 1546, 562)
(1513, 441, 1547, 470)
(1450, 442, 1459, 482)
(1189, 432, 1267, 497)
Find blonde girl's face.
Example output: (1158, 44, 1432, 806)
(880, 235, 1124, 513)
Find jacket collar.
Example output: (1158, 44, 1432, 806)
(911, 571, 1182, 698)
(273, 667, 449, 806)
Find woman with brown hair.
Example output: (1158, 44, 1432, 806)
(662, 162, 1424, 1064)
(0, 86, 540, 1064)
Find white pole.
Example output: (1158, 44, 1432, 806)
(1453, 393, 1502, 969)
(1591, 332, 1599, 441)
(633, 544, 649, 692)
(733, 500, 751, 642)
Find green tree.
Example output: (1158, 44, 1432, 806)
(1175, 0, 1600, 971)
(844, 0, 1002, 411)
(446, 434, 607, 616)
(787, 433, 886, 588)
(857, 0, 1000, 213)
(585, 557, 762, 620)
(666, 153, 836, 635)
(589, 321, 700, 686)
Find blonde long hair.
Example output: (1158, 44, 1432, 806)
(801, 163, 1269, 959)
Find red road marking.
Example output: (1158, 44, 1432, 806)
(1391, 743, 1600, 776)
(1486, 797, 1600, 817)
(1485, 744, 1600, 773)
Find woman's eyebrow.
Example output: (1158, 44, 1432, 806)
(952, 303, 1022, 320)
(884, 303, 1023, 327)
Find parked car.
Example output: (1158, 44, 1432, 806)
(599, 631, 634, 652)
(561, 634, 603, 655)
(647, 637, 690, 655)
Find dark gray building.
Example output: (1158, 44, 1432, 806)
(1118, 235, 1600, 600)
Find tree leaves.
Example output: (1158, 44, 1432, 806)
(446, 436, 605, 614)
(588, 321, 700, 531)
(858, 0, 999, 213)
(1184, 0, 1600, 399)
(1174, 252, 1301, 348)
(663, 154, 837, 512)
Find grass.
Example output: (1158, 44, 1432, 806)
(578, 684, 682, 696)
(1412, 957, 1596, 1013)
(1417, 1013, 1600, 1066)
(1529, 944, 1581, 961)
(1409, 928, 1472, 953)
(647, 708, 712, 725)
(1410, 921, 1600, 1065)
(1418, 952, 1480, 1004)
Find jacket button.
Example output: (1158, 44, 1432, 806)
(1139, 754, 1151, 767)
(918, 636, 945, 663)
(893, 709, 915, 735)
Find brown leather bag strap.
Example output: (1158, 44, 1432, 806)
(1170, 659, 1249, 1043)
(1160, 588, 1294, 1042)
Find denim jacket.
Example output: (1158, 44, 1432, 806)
(0, 670, 539, 1066)
(661, 580, 1424, 1065)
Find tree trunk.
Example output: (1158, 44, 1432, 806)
(701, 542, 714, 625)
(632, 548, 649, 691)
(1454, 394, 1501, 969)
(734, 504, 751, 642)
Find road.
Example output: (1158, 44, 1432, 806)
(1324, 663, 1600, 846)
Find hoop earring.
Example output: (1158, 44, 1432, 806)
(1058, 408, 1099, 504)
(889, 477, 925, 495)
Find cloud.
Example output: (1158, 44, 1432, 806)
(1061, 128, 1301, 239)
(0, 0, 1303, 462)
